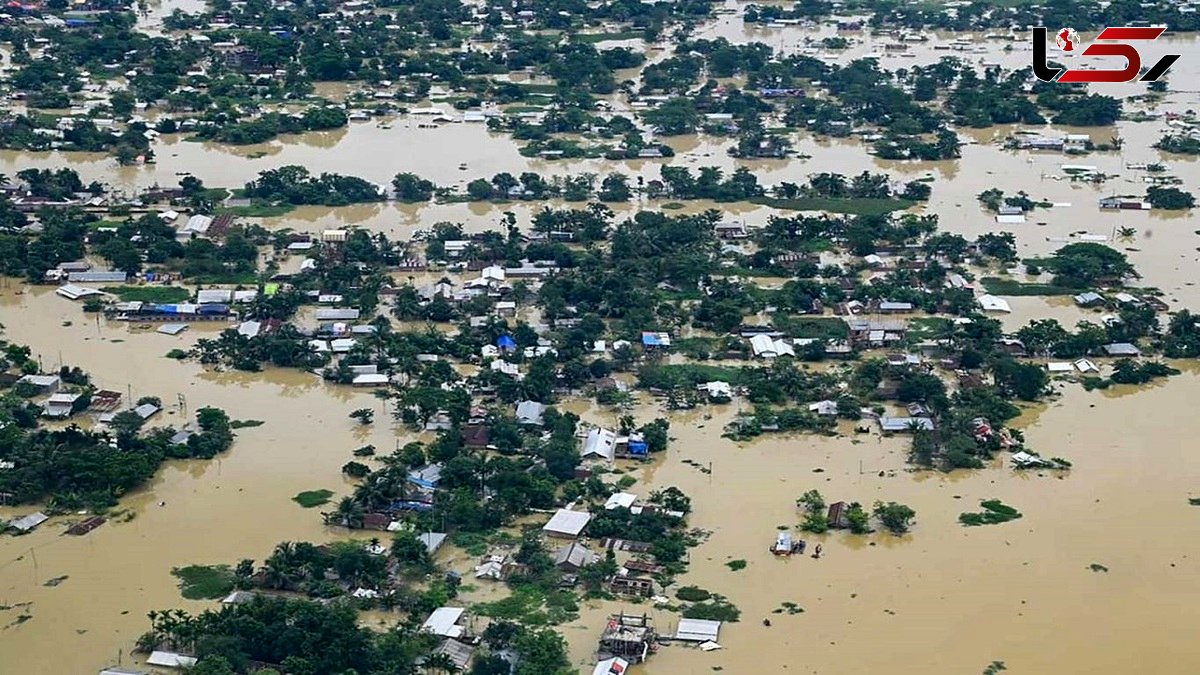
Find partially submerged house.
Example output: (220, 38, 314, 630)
(1099, 197, 1150, 211)
(878, 416, 935, 432)
(8, 512, 49, 533)
(42, 392, 82, 418)
(314, 308, 361, 321)
(749, 334, 795, 358)
(640, 332, 671, 349)
(674, 618, 722, 643)
(134, 402, 162, 420)
(430, 638, 475, 672)
(56, 284, 104, 300)
(145, 651, 198, 669)
(407, 463, 443, 490)
(18, 374, 60, 394)
(714, 221, 749, 239)
(598, 613, 657, 664)
(592, 656, 631, 675)
(554, 542, 599, 572)
(515, 400, 546, 426)
(603, 492, 637, 510)
(846, 319, 907, 348)
(581, 427, 617, 462)
(421, 607, 467, 638)
(542, 509, 591, 539)
(1011, 451, 1052, 468)
(1103, 342, 1141, 357)
(419, 532, 448, 555)
(976, 294, 1012, 313)
(809, 400, 838, 416)
(698, 381, 733, 402)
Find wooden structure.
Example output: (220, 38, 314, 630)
(608, 575, 654, 598)
(598, 612, 657, 664)
(66, 516, 105, 536)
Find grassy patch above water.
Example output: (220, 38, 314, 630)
(292, 489, 334, 508)
(750, 196, 915, 216)
(959, 499, 1023, 526)
(101, 285, 190, 303)
(574, 30, 643, 43)
(450, 531, 489, 556)
(172, 564, 235, 600)
(450, 530, 518, 557)
(773, 316, 850, 340)
(681, 596, 741, 622)
(725, 559, 748, 571)
(979, 277, 1076, 296)
(907, 316, 954, 340)
(473, 583, 579, 626)
(216, 203, 296, 218)
(675, 585, 713, 602)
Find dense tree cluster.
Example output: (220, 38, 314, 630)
(0, 364, 237, 509)
(243, 166, 384, 206)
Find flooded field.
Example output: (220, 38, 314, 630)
(2, 14, 1200, 675)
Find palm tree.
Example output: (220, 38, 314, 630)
(1117, 226, 1137, 240)
(422, 652, 461, 674)
(262, 555, 298, 590)
(326, 496, 365, 528)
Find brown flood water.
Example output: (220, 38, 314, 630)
(0, 286, 410, 673)
(3, 20, 1200, 675)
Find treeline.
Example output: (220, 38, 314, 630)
(192, 107, 348, 145)
(140, 587, 572, 674)
(392, 168, 930, 206)
(243, 166, 384, 206)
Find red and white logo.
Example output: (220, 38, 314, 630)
(1056, 27, 1078, 52)
(1033, 26, 1180, 83)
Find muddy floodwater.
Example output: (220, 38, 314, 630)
(4, 17, 1200, 675)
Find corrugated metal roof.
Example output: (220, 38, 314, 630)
(543, 509, 591, 537)
(421, 607, 466, 637)
(675, 618, 722, 642)
(8, 512, 48, 532)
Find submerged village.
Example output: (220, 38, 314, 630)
(5, 0, 1200, 673)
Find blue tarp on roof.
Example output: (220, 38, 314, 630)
(641, 333, 662, 346)
(496, 335, 516, 349)
(628, 440, 648, 456)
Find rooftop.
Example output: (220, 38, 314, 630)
(543, 508, 591, 537)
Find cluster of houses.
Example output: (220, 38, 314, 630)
(2, 372, 126, 422)
(1009, 133, 1090, 153)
